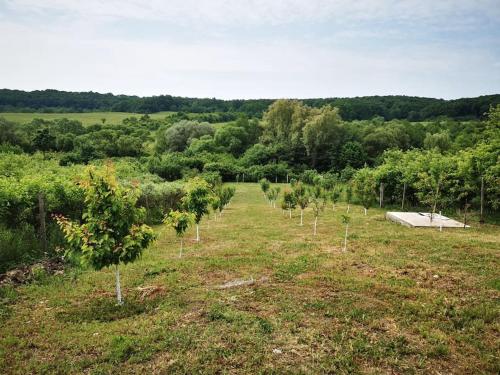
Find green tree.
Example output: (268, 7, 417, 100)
(259, 178, 270, 199)
(293, 182, 309, 226)
(303, 105, 344, 169)
(282, 189, 296, 218)
(32, 127, 56, 157)
(309, 185, 325, 235)
(164, 210, 195, 257)
(353, 167, 377, 215)
(182, 177, 212, 242)
(55, 165, 155, 305)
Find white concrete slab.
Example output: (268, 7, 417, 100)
(386, 212, 470, 228)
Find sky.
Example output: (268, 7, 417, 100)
(0, 0, 499, 99)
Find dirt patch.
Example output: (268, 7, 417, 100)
(0, 258, 65, 286)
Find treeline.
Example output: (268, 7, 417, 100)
(1, 89, 499, 120)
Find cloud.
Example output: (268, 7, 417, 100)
(0, 0, 499, 99)
(4, 0, 500, 26)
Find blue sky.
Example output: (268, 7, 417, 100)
(0, 0, 499, 99)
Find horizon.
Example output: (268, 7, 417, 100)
(2, 87, 499, 102)
(1, 1, 500, 100)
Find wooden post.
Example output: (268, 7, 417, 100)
(401, 182, 406, 210)
(286, 174, 289, 184)
(379, 183, 384, 208)
(275, 175, 277, 183)
(464, 202, 469, 229)
(38, 192, 47, 253)
(480, 177, 484, 224)
(242, 173, 245, 183)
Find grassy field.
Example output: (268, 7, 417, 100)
(0, 112, 175, 126)
(0, 183, 498, 374)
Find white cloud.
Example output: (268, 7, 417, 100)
(0, 0, 499, 99)
(4, 0, 500, 26)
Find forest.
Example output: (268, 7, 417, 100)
(1, 89, 499, 120)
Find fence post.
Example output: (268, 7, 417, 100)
(379, 183, 384, 208)
(38, 192, 47, 253)
(401, 182, 406, 210)
(480, 177, 484, 224)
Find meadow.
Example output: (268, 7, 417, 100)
(0, 112, 174, 126)
(1, 183, 498, 374)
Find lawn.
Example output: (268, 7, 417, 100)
(0, 183, 498, 374)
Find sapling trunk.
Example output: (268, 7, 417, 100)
(196, 224, 200, 242)
(300, 209, 304, 226)
(179, 238, 183, 258)
(314, 216, 318, 235)
(343, 224, 348, 252)
(347, 204, 350, 213)
(364, 207, 367, 216)
(115, 265, 123, 305)
(289, 209, 292, 219)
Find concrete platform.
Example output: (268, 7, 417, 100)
(386, 212, 470, 228)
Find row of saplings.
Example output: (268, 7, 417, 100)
(259, 174, 377, 251)
(55, 165, 235, 305)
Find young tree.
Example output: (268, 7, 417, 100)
(353, 168, 377, 215)
(309, 185, 326, 235)
(164, 210, 195, 257)
(55, 165, 155, 305)
(327, 186, 341, 211)
(215, 185, 236, 217)
(282, 189, 297, 218)
(211, 194, 220, 221)
(293, 182, 309, 226)
(182, 177, 212, 242)
(259, 178, 270, 200)
(266, 186, 281, 208)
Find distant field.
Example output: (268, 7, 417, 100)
(0, 112, 174, 125)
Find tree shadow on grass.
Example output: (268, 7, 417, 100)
(56, 291, 165, 323)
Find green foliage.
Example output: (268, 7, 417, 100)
(155, 120, 214, 153)
(164, 210, 195, 238)
(282, 189, 296, 209)
(309, 185, 326, 217)
(259, 178, 270, 194)
(55, 165, 155, 270)
(352, 167, 377, 210)
(293, 182, 309, 210)
(181, 177, 212, 224)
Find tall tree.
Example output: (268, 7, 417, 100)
(303, 105, 344, 170)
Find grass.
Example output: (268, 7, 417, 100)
(0, 112, 233, 127)
(0, 183, 499, 374)
(0, 112, 175, 126)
